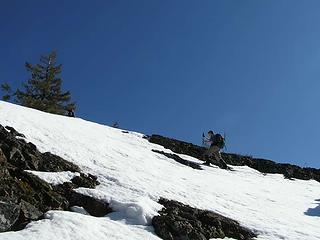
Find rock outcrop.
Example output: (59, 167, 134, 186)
(152, 198, 257, 240)
(0, 124, 109, 232)
(149, 135, 320, 182)
(152, 150, 203, 170)
(0, 199, 20, 232)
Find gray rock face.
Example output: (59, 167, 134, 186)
(0, 201, 20, 232)
(152, 198, 257, 240)
(20, 200, 43, 220)
(0, 149, 7, 163)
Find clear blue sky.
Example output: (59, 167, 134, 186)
(1, 0, 320, 168)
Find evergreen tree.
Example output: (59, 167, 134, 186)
(2, 51, 75, 114)
(1, 83, 12, 101)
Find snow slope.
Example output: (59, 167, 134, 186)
(0, 101, 319, 240)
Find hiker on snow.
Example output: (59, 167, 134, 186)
(203, 130, 228, 169)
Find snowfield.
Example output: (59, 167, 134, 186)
(0, 101, 319, 240)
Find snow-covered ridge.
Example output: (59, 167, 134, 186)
(0, 101, 319, 240)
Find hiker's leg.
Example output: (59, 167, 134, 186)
(219, 158, 228, 169)
(203, 147, 214, 164)
(206, 146, 219, 165)
(204, 149, 210, 164)
(211, 146, 227, 169)
(206, 146, 215, 157)
(211, 146, 220, 159)
(217, 149, 228, 169)
(217, 149, 222, 160)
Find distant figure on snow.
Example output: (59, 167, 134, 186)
(112, 122, 119, 128)
(67, 108, 75, 117)
(203, 130, 229, 169)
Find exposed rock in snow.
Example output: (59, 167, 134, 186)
(152, 150, 203, 170)
(0, 124, 102, 232)
(67, 191, 112, 217)
(0, 125, 80, 173)
(152, 198, 257, 240)
(25, 171, 80, 186)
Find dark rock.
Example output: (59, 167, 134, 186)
(0, 162, 10, 180)
(5, 126, 26, 138)
(152, 198, 257, 240)
(149, 135, 204, 159)
(39, 152, 80, 172)
(53, 175, 107, 217)
(142, 135, 149, 140)
(68, 192, 112, 217)
(27, 142, 37, 152)
(10, 200, 45, 231)
(0, 148, 7, 163)
(0, 124, 80, 173)
(54, 173, 100, 195)
(0, 200, 20, 232)
(9, 147, 29, 169)
(5, 199, 45, 232)
(152, 150, 203, 170)
(0, 124, 105, 233)
(71, 173, 100, 188)
(149, 135, 320, 182)
(20, 200, 43, 220)
(8, 170, 69, 212)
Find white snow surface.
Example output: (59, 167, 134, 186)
(0, 101, 319, 240)
(25, 171, 80, 185)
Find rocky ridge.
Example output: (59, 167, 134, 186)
(149, 134, 320, 182)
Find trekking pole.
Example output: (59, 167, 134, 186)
(202, 133, 205, 146)
(223, 132, 227, 152)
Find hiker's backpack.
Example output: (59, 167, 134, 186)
(213, 134, 225, 149)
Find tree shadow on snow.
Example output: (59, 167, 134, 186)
(305, 199, 320, 217)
